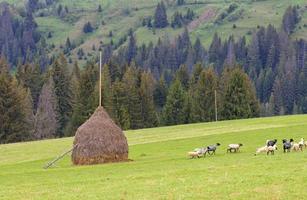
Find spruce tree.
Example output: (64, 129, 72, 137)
(0, 69, 31, 143)
(16, 63, 43, 110)
(112, 79, 130, 129)
(67, 62, 98, 135)
(154, 74, 168, 110)
(52, 54, 73, 137)
(154, 1, 168, 28)
(162, 79, 187, 125)
(34, 77, 59, 139)
(221, 67, 260, 120)
(140, 71, 158, 127)
(190, 68, 218, 122)
(122, 65, 143, 129)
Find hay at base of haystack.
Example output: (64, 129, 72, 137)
(72, 106, 129, 165)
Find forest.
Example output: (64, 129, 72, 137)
(0, 1, 306, 144)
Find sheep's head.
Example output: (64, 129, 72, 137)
(282, 139, 287, 143)
(290, 138, 294, 142)
(239, 143, 243, 146)
(216, 143, 221, 146)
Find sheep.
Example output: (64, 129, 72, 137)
(305, 141, 307, 149)
(227, 143, 243, 153)
(204, 143, 221, 157)
(266, 139, 277, 147)
(255, 146, 268, 155)
(188, 148, 206, 158)
(282, 139, 293, 153)
(188, 151, 201, 159)
(291, 141, 302, 152)
(298, 138, 305, 150)
(255, 144, 277, 155)
(267, 144, 278, 155)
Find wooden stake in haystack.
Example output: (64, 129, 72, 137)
(71, 52, 129, 165)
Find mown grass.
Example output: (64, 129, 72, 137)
(1, 115, 307, 200)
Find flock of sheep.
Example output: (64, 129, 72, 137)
(188, 138, 307, 158)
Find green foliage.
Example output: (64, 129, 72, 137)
(140, 71, 158, 127)
(52, 54, 73, 137)
(221, 67, 260, 120)
(154, 1, 168, 28)
(162, 79, 187, 125)
(0, 72, 31, 143)
(190, 68, 218, 122)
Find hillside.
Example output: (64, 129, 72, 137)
(1, 115, 307, 199)
(1, 0, 306, 65)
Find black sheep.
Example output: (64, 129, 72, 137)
(204, 143, 221, 156)
(266, 139, 277, 147)
(282, 139, 294, 153)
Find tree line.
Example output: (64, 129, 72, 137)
(0, 4, 306, 144)
(0, 53, 259, 144)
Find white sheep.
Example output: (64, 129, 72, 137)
(227, 143, 243, 153)
(188, 151, 200, 159)
(255, 144, 277, 155)
(298, 138, 305, 150)
(188, 148, 206, 158)
(255, 146, 268, 155)
(267, 144, 278, 155)
(291, 142, 301, 152)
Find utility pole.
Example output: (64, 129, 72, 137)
(215, 90, 218, 121)
(99, 51, 102, 107)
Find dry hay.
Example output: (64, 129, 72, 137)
(72, 106, 129, 165)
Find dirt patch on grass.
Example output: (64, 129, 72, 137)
(187, 7, 217, 32)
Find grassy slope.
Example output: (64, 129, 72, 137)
(1, 115, 307, 200)
(1, 0, 306, 66)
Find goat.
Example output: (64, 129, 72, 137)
(282, 139, 294, 153)
(227, 143, 243, 153)
(204, 143, 220, 157)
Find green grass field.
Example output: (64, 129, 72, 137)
(1, 115, 307, 200)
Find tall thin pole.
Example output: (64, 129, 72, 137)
(215, 90, 218, 121)
(99, 51, 102, 107)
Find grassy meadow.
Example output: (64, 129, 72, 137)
(1, 0, 306, 64)
(1, 115, 307, 199)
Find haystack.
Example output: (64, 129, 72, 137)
(72, 106, 129, 165)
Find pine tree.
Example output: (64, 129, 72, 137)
(175, 65, 189, 90)
(140, 71, 158, 127)
(0, 70, 31, 143)
(154, 1, 168, 28)
(221, 67, 260, 120)
(190, 68, 218, 122)
(112, 79, 130, 129)
(16, 62, 43, 110)
(52, 54, 73, 137)
(162, 79, 187, 125)
(122, 65, 143, 129)
(102, 64, 113, 113)
(154, 74, 168, 110)
(126, 33, 137, 64)
(247, 33, 261, 78)
(68, 62, 98, 135)
(34, 77, 59, 139)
